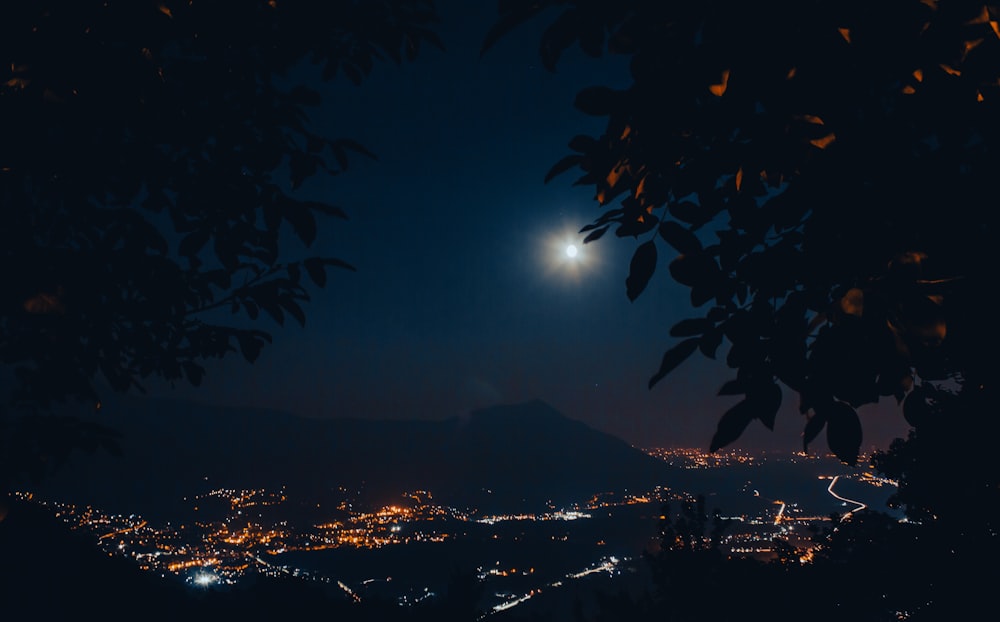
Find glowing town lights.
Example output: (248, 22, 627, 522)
(16, 447, 894, 604)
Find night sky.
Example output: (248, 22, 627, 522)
(146, 1, 909, 452)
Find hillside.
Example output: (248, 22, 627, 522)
(30, 398, 674, 518)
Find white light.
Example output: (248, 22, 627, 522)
(193, 572, 218, 587)
(537, 226, 599, 283)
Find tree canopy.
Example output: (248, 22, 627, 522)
(0, 0, 442, 486)
(486, 0, 999, 472)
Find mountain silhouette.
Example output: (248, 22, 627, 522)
(30, 398, 673, 519)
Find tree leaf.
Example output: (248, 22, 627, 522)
(287, 262, 301, 284)
(281, 299, 306, 327)
(259, 299, 285, 326)
(583, 225, 610, 243)
(289, 150, 318, 188)
(545, 154, 583, 183)
(699, 326, 725, 359)
(648, 338, 699, 389)
(304, 258, 326, 287)
(670, 318, 712, 337)
(288, 85, 321, 106)
(481, 3, 546, 56)
(574, 86, 618, 116)
(819, 400, 862, 465)
(304, 202, 348, 220)
(331, 138, 377, 161)
(710, 400, 755, 452)
(540, 8, 582, 71)
(626, 240, 657, 301)
(236, 333, 266, 363)
(902, 386, 931, 427)
(244, 301, 259, 320)
(321, 257, 356, 272)
(669, 252, 720, 287)
(182, 361, 205, 387)
(178, 230, 210, 258)
(283, 201, 317, 246)
(669, 201, 708, 226)
(342, 63, 363, 85)
(659, 221, 703, 255)
(717, 379, 745, 396)
(802, 411, 827, 452)
(747, 381, 782, 430)
(690, 284, 716, 308)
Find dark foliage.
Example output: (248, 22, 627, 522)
(0, 0, 441, 488)
(484, 1, 1000, 472)
(574, 500, 993, 621)
(484, 3, 998, 618)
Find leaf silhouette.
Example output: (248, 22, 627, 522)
(545, 154, 583, 183)
(669, 252, 720, 287)
(304, 258, 327, 287)
(802, 411, 827, 452)
(648, 338, 698, 389)
(670, 318, 712, 337)
(819, 400, 862, 465)
(481, 2, 547, 56)
(626, 240, 657, 301)
(659, 221, 703, 255)
(710, 399, 755, 452)
(902, 386, 931, 427)
(709, 69, 730, 96)
(699, 326, 724, 358)
(583, 226, 610, 243)
(717, 379, 746, 396)
(574, 86, 618, 116)
(747, 381, 782, 430)
(540, 8, 583, 71)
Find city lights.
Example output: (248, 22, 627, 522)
(13, 447, 891, 614)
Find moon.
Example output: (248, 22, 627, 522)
(538, 228, 597, 283)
